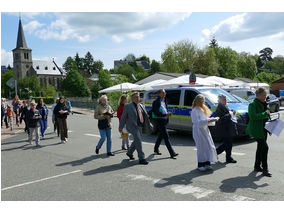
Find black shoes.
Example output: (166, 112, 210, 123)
(139, 159, 149, 165)
(226, 158, 237, 163)
(170, 153, 179, 159)
(254, 167, 263, 172)
(126, 153, 135, 160)
(107, 152, 115, 156)
(154, 150, 162, 155)
(95, 148, 99, 154)
(262, 170, 272, 177)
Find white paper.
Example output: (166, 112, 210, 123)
(265, 119, 284, 137)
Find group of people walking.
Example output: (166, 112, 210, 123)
(93, 87, 273, 177)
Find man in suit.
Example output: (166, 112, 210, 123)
(152, 89, 178, 159)
(215, 94, 237, 163)
(119, 92, 152, 165)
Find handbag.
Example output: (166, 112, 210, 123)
(98, 118, 109, 129)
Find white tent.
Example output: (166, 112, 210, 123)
(205, 76, 240, 86)
(152, 75, 217, 89)
(99, 82, 140, 93)
(137, 79, 166, 90)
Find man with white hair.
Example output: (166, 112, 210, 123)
(215, 94, 237, 164)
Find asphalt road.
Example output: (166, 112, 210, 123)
(2, 110, 284, 201)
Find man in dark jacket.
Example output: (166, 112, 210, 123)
(215, 94, 237, 164)
(247, 87, 271, 177)
(152, 89, 178, 159)
(28, 102, 41, 146)
(20, 100, 30, 137)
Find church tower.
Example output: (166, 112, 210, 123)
(12, 18, 33, 80)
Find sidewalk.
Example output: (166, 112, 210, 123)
(1, 120, 26, 140)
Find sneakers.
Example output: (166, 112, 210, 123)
(126, 153, 135, 160)
(61, 140, 65, 143)
(226, 158, 237, 164)
(95, 148, 99, 154)
(198, 167, 206, 172)
(205, 165, 213, 170)
(65, 138, 68, 143)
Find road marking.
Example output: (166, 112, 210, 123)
(142, 142, 155, 146)
(230, 195, 255, 201)
(84, 134, 101, 138)
(1, 170, 82, 191)
(171, 185, 214, 198)
(127, 174, 168, 184)
(193, 148, 245, 156)
(68, 130, 73, 133)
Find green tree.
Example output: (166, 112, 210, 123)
(116, 64, 135, 81)
(62, 68, 91, 97)
(91, 82, 100, 99)
(150, 60, 161, 74)
(237, 55, 257, 79)
(193, 47, 219, 76)
(92, 60, 104, 74)
(98, 70, 112, 90)
(255, 71, 281, 87)
(135, 66, 148, 81)
(256, 56, 264, 68)
(74, 53, 84, 70)
(273, 55, 284, 74)
(63, 57, 78, 73)
(83, 51, 94, 75)
(41, 84, 57, 97)
(209, 36, 218, 48)
(215, 47, 239, 79)
(113, 74, 130, 85)
(161, 46, 180, 73)
(124, 53, 136, 62)
(136, 55, 150, 63)
(1, 69, 14, 98)
(259, 47, 273, 62)
(264, 61, 278, 71)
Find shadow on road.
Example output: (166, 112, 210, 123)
(219, 171, 268, 193)
(154, 162, 227, 188)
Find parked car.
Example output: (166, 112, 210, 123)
(247, 94, 280, 112)
(143, 85, 249, 139)
(224, 88, 255, 100)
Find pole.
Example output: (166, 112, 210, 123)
(15, 80, 18, 97)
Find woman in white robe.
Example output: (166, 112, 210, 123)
(191, 94, 218, 171)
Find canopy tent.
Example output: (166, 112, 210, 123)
(152, 75, 218, 89)
(136, 79, 166, 90)
(99, 82, 141, 93)
(205, 76, 240, 86)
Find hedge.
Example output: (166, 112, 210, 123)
(32, 97, 55, 104)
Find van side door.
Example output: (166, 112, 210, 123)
(165, 89, 181, 129)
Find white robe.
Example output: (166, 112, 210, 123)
(191, 107, 218, 163)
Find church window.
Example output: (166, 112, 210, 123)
(26, 65, 29, 68)
(53, 67, 56, 70)
(36, 66, 39, 70)
(24, 53, 29, 59)
(15, 53, 19, 60)
(45, 66, 48, 70)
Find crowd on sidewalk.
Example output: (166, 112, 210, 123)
(1, 87, 273, 177)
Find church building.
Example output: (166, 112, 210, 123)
(12, 18, 65, 90)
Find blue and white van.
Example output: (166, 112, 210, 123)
(143, 85, 249, 138)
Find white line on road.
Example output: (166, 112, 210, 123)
(84, 134, 101, 138)
(68, 130, 73, 133)
(193, 148, 245, 156)
(142, 142, 155, 146)
(2, 170, 82, 191)
(171, 185, 215, 199)
(230, 195, 255, 201)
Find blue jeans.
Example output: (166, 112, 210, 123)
(40, 118, 48, 137)
(96, 128, 112, 153)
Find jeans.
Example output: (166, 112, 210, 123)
(40, 118, 48, 137)
(216, 137, 233, 160)
(96, 128, 112, 153)
(29, 127, 40, 145)
(255, 134, 269, 171)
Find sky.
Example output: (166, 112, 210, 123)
(1, 11, 284, 70)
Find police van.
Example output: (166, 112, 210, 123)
(143, 85, 249, 138)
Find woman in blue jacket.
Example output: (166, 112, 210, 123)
(36, 98, 49, 139)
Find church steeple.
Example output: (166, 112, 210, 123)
(16, 18, 28, 49)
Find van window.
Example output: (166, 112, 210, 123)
(247, 91, 255, 96)
(166, 90, 181, 105)
(184, 90, 198, 106)
(145, 91, 158, 104)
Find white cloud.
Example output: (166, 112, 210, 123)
(1, 49, 13, 66)
(23, 21, 45, 33)
(6, 12, 43, 20)
(202, 12, 284, 42)
(29, 12, 190, 42)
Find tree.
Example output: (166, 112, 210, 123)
(116, 64, 135, 81)
(273, 55, 284, 74)
(237, 55, 257, 79)
(215, 47, 239, 79)
(92, 60, 104, 74)
(91, 82, 100, 99)
(41, 84, 57, 97)
(255, 71, 281, 87)
(193, 47, 219, 76)
(97, 70, 112, 90)
(74, 53, 84, 70)
(135, 66, 149, 81)
(256, 56, 263, 68)
(150, 60, 161, 74)
(83, 51, 94, 75)
(18, 75, 41, 97)
(63, 57, 78, 73)
(136, 55, 150, 63)
(62, 68, 91, 97)
(1, 69, 14, 98)
(259, 47, 273, 62)
(264, 61, 278, 71)
(161, 40, 197, 73)
(124, 53, 136, 62)
(209, 36, 218, 48)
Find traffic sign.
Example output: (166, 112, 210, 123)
(6, 77, 15, 89)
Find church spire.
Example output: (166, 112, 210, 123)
(16, 17, 28, 49)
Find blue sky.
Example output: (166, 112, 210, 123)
(2, 12, 284, 70)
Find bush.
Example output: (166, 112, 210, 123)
(32, 97, 55, 104)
